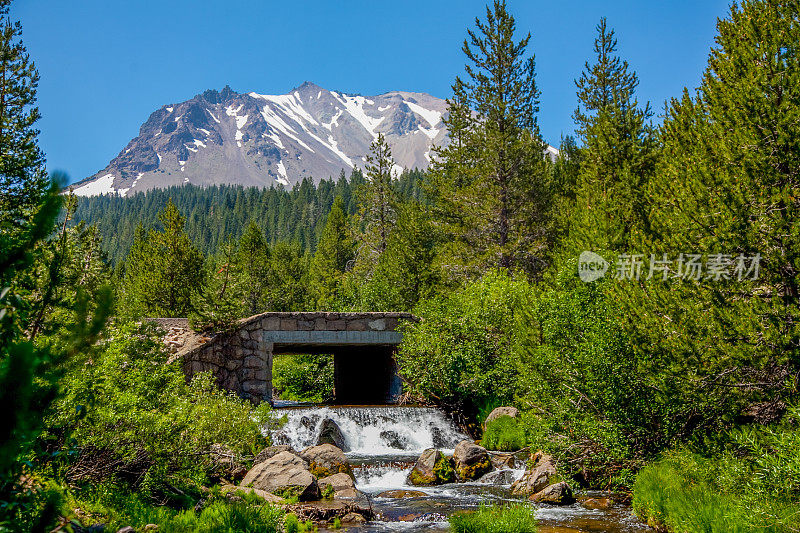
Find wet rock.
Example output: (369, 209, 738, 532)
(380, 430, 409, 449)
(377, 489, 429, 498)
(317, 418, 348, 451)
(484, 406, 519, 425)
(581, 497, 614, 510)
(453, 440, 492, 480)
(431, 425, 448, 448)
(300, 415, 316, 431)
(476, 469, 516, 485)
(406, 448, 455, 486)
(287, 498, 374, 523)
(530, 481, 575, 505)
(489, 452, 515, 470)
(511, 451, 557, 496)
(240, 451, 320, 501)
(253, 444, 295, 466)
(318, 472, 359, 499)
(342, 512, 368, 524)
(300, 443, 354, 479)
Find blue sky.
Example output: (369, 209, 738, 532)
(13, 0, 731, 184)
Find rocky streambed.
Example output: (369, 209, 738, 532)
(245, 404, 653, 531)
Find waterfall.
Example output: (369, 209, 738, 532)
(271, 405, 470, 456)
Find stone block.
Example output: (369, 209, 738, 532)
(244, 355, 263, 369)
(329, 320, 346, 331)
(222, 373, 240, 391)
(280, 318, 298, 331)
(347, 320, 367, 331)
(240, 368, 269, 381)
(314, 317, 328, 330)
(226, 358, 241, 371)
(262, 316, 281, 330)
(297, 319, 315, 331)
(368, 318, 387, 331)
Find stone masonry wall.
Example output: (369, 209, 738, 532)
(177, 312, 414, 404)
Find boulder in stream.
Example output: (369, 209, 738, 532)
(511, 451, 557, 496)
(300, 443, 354, 479)
(240, 450, 320, 501)
(316, 418, 348, 450)
(380, 430, 409, 449)
(453, 440, 492, 480)
(406, 448, 456, 486)
(530, 481, 575, 505)
(476, 469, 516, 485)
(318, 472, 359, 499)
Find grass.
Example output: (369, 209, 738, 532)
(632, 453, 800, 533)
(67, 484, 284, 533)
(449, 504, 537, 533)
(481, 416, 525, 452)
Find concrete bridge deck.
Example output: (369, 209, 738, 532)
(161, 312, 416, 404)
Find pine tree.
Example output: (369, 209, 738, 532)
(0, 0, 48, 262)
(565, 18, 656, 255)
(309, 197, 355, 309)
(236, 221, 270, 316)
(429, 0, 552, 278)
(360, 133, 397, 257)
(615, 0, 800, 440)
(190, 239, 244, 331)
(123, 199, 204, 317)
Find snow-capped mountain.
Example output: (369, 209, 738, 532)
(71, 82, 452, 196)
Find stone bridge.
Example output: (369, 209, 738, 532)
(164, 312, 416, 405)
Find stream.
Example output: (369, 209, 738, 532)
(271, 404, 652, 532)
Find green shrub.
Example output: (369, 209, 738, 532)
(44, 321, 273, 498)
(449, 504, 537, 533)
(481, 416, 525, 451)
(517, 262, 659, 487)
(284, 513, 300, 533)
(272, 353, 334, 403)
(398, 270, 534, 419)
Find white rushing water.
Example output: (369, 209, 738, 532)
(272, 406, 469, 456)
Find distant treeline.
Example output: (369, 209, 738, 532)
(72, 168, 427, 264)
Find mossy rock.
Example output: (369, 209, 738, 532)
(456, 457, 491, 480)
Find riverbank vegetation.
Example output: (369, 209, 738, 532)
(3, 0, 800, 531)
(449, 504, 538, 533)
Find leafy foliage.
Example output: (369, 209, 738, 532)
(398, 270, 532, 418)
(272, 353, 334, 403)
(45, 321, 272, 498)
